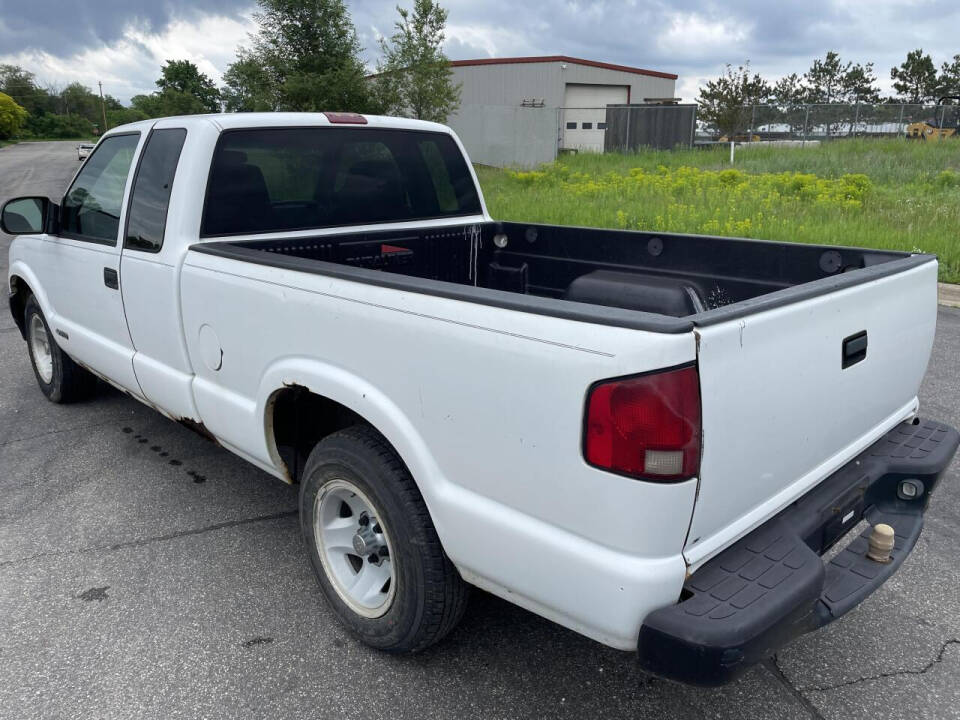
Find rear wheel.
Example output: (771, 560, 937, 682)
(300, 425, 469, 652)
(24, 295, 97, 403)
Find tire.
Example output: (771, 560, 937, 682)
(23, 295, 97, 403)
(300, 425, 469, 652)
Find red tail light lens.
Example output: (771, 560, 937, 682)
(584, 365, 701, 481)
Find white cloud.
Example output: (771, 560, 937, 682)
(444, 23, 537, 59)
(2, 0, 960, 107)
(657, 12, 752, 62)
(0, 12, 257, 103)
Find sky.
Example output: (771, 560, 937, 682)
(0, 0, 958, 105)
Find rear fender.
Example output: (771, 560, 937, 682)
(256, 356, 449, 522)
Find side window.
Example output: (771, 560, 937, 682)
(125, 129, 187, 252)
(61, 133, 139, 244)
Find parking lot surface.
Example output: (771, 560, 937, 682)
(1, 141, 958, 719)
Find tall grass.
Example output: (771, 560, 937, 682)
(475, 139, 960, 283)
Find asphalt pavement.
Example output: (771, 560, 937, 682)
(1, 140, 958, 720)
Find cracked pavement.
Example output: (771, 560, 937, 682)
(1, 141, 959, 719)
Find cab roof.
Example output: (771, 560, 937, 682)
(103, 112, 452, 138)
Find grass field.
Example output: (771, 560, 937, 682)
(475, 139, 960, 283)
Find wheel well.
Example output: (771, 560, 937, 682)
(268, 385, 365, 483)
(8, 275, 31, 340)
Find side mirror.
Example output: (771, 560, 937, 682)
(1, 196, 54, 235)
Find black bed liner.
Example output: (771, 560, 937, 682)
(189, 220, 934, 333)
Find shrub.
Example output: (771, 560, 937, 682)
(23, 113, 95, 139)
(0, 92, 28, 139)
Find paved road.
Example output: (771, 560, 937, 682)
(1, 141, 958, 720)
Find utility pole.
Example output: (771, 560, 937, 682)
(98, 81, 108, 135)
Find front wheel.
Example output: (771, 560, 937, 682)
(23, 295, 97, 403)
(300, 425, 469, 652)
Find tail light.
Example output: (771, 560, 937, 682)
(583, 365, 701, 482)
(323, 112, 368, 124)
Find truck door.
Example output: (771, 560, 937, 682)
(118, 126, 198, 421)
(42, 131, 143, 395)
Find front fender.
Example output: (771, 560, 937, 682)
(8, 256, 54, 337)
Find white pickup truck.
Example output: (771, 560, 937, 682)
(3, 113, 957, 685)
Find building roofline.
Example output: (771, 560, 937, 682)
(448, 55, 678, 80)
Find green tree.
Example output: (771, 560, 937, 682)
(131, 88, 209, 118)
(696, 63, 770, 137)
(131, 60, 221, 118)
(939, 54, 960, 97)
(224, 0, 378, 112)
(891, 49, 939, 103)
(0, 91, 28, 138)
(769, 73, 807, 135)
(222, 52, 276, 111)
(23, 112, 94, 138)
(771, 73, 806, 105)
(804, 51, 879, 136)
(156, 59, 221, 112)
(374, 0, 460, 123)
(0, 65, 56, 116)
(803, 50, 853, 104)
(842, 62, 880, 103)
(58, 82, 100, 121)
(106, 106, 149, 128)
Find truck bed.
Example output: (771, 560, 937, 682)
(191, 221, 932, 330)
(190, 221, 940, 571)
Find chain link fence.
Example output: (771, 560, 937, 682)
(701, 102, 960, 142)
(448, 101, 960, 167)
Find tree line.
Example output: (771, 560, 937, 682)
(0, 0, 460, 140)
(698, 49, 960, 136)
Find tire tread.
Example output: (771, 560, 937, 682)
(304, 424, 469, 652)
(23, 295, 97, 403)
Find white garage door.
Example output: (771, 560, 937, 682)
(562, 84, 629, 152)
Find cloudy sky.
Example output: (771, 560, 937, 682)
(0, 0, 958, 104)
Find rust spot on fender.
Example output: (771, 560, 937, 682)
(265, 387, 298, 484)
(176, 417, 219, 445)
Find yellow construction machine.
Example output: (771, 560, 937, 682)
(906, 96, 960, 141)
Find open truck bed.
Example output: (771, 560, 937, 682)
(193, 220, 930, 330)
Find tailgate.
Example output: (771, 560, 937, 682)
(684, 259, 938, 567)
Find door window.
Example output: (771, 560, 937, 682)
(125, 129, 187, 252)
(61, 133, 139, 244)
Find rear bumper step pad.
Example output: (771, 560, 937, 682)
(637, 418, 959, 686)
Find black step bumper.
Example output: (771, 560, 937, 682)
(637, 418, 959, 686)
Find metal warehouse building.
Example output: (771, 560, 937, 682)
(444, 55, 678, 167)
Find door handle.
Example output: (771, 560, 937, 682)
(842, 330, 867, 369)
(103, 267, 119, 290)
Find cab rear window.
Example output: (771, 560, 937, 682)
(202, 127, 482, 237)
